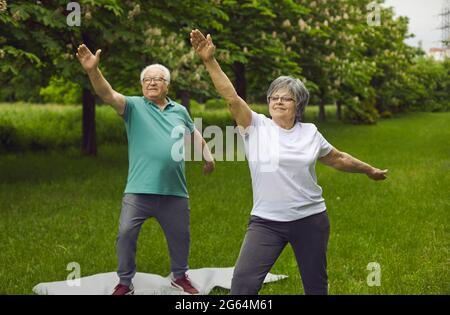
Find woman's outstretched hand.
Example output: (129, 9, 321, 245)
(367, 168, 388, 180)
(190, 29, 215, 62)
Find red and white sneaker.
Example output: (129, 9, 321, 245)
(171, 274, 199, 295)
(112, 283, 134, 295)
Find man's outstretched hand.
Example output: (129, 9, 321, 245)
(190, 29, 215, 62)
(203, 160, 215, 176)
(76, 44, 101, 73)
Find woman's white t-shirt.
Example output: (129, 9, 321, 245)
(240, 111, 334, 222)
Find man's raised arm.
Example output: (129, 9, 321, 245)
(76, 44, 126, 115)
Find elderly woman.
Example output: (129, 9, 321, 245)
(190, 30, 388, 295)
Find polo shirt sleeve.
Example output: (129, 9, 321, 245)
(122, 96, 137, 123)
(317, 129, 334, 158)
(182, 106, 195, 134)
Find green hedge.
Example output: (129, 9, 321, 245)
(0, 102, 326, 152)
(0, 103, 245, 152)
(0, 104, 126, 152)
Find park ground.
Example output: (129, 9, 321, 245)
(0, 106, 448, 294)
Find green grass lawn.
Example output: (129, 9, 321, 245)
(0, 111, 449, 294)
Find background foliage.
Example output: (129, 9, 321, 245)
(1, 0, 448, 126)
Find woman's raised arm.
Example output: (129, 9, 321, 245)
(190, 29, 252, 129)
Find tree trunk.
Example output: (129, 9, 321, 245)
(232, 61, 247, 101)
(336, 100, 342, 120)
(82, 87, 97, 156)
(81, 32, 97, 156)
(319, 97, 326, 122)
(180, 90, 191, 115)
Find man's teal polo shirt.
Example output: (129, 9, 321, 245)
(122, 96, 195, 198)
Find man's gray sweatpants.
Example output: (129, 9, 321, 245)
(231, 211, 330, 295)
(116, 193, 190, 286)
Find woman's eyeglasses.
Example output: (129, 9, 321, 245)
(268, 96, 296, 103)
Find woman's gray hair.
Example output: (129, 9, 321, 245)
(140, 64, 171, 83)
(266, 76, 310, 122)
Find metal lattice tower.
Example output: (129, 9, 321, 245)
(440, 0, 450, 49)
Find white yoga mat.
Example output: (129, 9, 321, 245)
(32, 267, 288, 295)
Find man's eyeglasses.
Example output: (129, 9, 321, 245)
(268, 96, 296, 103)
(142, 77, 167, 84)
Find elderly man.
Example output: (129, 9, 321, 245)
(76, 44, 214, 295)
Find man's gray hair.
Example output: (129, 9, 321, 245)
(266, 76, 310, 122)
(140, 64, 171, 83)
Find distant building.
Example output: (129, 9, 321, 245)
(428, 47, 450, 60)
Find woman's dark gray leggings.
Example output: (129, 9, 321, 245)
(231, 211, 330, 295)
(116, 193, 190, 286)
